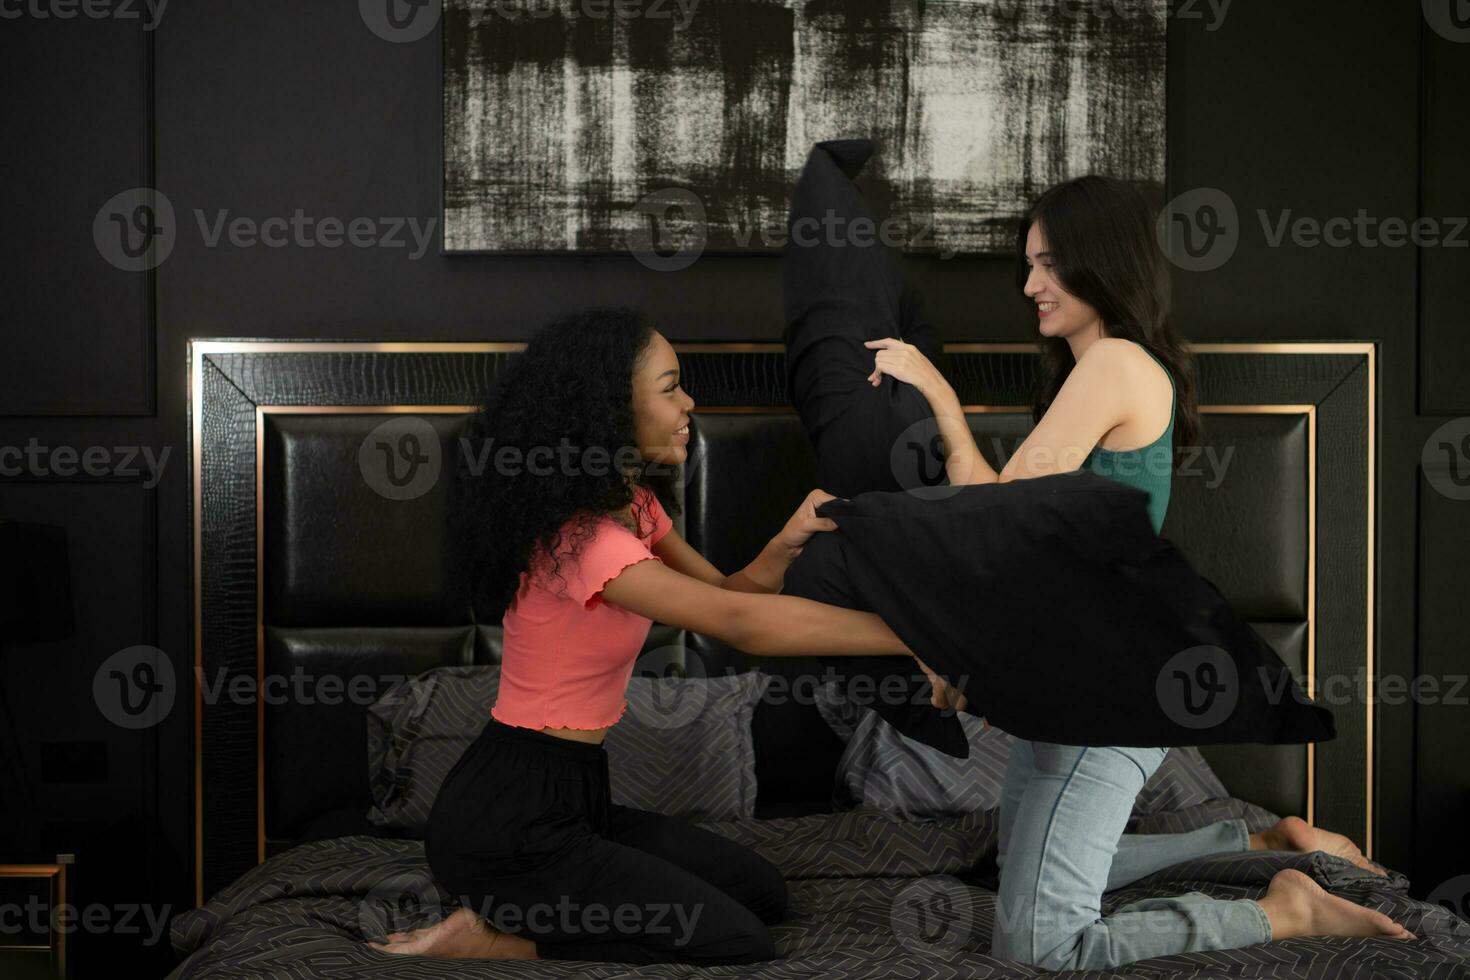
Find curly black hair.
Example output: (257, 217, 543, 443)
(451, 307, 682, 618)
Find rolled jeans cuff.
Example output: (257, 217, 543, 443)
(1241, 898, 1273, 944)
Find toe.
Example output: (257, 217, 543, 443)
(382, 935, 431, 956)
(1371, 913, 1401, 935)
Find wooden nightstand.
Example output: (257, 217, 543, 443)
(0, 857, 71, 980)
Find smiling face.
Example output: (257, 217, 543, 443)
(1023, 221, 1104, 341)
(630, 330, 695, 468)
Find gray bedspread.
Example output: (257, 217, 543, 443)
(168, 800, 1470, 979)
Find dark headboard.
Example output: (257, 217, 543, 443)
(189, 340, 1376, 905)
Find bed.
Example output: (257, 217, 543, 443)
(170, 339, 1470, 978)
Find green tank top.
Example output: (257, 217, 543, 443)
(1081, 345, 1175, 534)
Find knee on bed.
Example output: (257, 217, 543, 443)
(1031, 935, 1090, 973)
(710, 850, 788, 927)
(743, 859, 789, 925)
(1016, 922, 1115, 973)
(992, 898, 1098, 971)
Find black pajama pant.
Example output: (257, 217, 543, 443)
(425, 718, 787, 965)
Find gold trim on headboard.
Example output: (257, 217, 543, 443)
(693, 406, 792, 414)
(190, 341, 526, 355)
(944, 342, 1375, 355)
(190, 339, 1376, 904)
(672, 343, 785, 353)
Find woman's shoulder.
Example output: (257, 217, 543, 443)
(540, 489, 665, 554)
(533, 508, 634, 558)
(588, 491, 665, 546)
(1084, 339, 1173, 447)
(630, 486, 673, 542)
(525, 510, 647, 585)
(1092, 337, 1172, 389)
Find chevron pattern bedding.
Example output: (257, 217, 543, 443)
(816, 681, 1242, 822)
(169, 801, 1470, 978)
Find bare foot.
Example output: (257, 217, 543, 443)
(1251, 816, 1387, 876)
(1256, 869, 1415, 941)
(368, 907, 537, 959)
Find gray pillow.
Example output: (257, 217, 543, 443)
(366, 664, 770, 833)
(814, 682, 1231, 820)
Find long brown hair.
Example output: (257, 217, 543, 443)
(1015, 175, 1200, 467)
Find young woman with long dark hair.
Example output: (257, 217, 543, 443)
(788, 139, 1411, 971)
(371, 307, 917, 966)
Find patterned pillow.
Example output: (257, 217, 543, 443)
(1131, 744, 1233, 817)
(814, 682, 1232, 821)
(365, 665, 495, 833)
(366, 664, 770, 834)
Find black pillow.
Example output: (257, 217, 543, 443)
(782, 509, 970, 759)
(783, 469, 1334, 748)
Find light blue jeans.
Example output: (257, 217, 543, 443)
(992, 739, 1273, 970)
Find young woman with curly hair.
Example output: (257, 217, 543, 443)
(372, 306, 917, 966)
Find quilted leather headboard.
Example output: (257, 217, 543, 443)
(190, 340, 1376, 904)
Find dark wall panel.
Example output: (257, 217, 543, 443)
(1419, 19, 1470, 414)
(0, 20, 152, 415)
(1167, 2, 1419, 343)
(1416, 472, 1470, 897)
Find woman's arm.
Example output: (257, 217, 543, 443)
(924, 382, 1000, 487)
(652, 489, 840, 594)
(866, 336, 1138, 485)
(600, 557, 911, 658)
(993, 340, 1131, 482)
(653, 530, 791, 593)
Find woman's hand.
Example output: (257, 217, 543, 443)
(771, 488, 840, 559)
(864, 338, 996, 486)
(916, 655, 969, 712)
(717, 489, 840, 594)
(865, 337, 946, 397)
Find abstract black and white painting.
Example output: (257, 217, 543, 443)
(443, 0, 1166, 255)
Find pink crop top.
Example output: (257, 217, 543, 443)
(491, 486, 674, 731)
